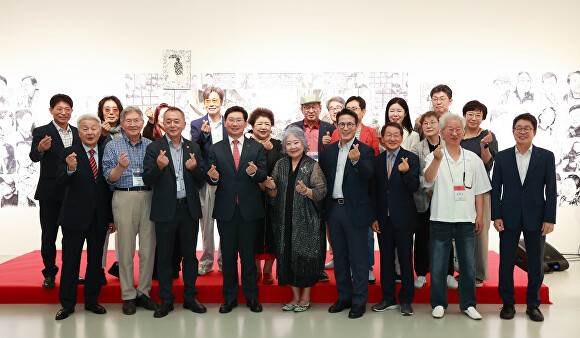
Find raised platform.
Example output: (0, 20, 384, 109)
(0, 250, 550, 304)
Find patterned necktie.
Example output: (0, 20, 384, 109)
(387, 153, 394, 179)
(89, 149, 97, 181)
(233, 140, 240, 170)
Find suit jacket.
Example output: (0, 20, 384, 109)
(491, 145, 557, 231)
(330, 124, 380, 155)
(411, 138, 444, 213)
(143, 136, 205, 222)
(207, 136, 267, 222)
(30, 122, 80, 201)
(56, 143, 113, 231)
(370, 148, 420, 230)
(289, 119, 336, 154)
(319, 138, 374, 227)
(190, 114, 228, 165)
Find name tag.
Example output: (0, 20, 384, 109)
(176, 174, 182, 192)
(454, 185, 466, 201)
(132, 169, 145, 187)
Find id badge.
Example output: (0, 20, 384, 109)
(176, 174, 182, 192)
(132, 169, 145, 187)
(307, 151, 319, 162)
(454, 185, 466, 201)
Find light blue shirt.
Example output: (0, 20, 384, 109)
(166, 135, 186, 199)
(67, 143, 98, 175)
(386, 147, 401, 173)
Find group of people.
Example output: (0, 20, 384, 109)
(30, 84, 556, 323)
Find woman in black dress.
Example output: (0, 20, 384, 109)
(248, 108, 283, 284)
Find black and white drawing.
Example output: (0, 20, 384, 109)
(163, 49, 191, 90)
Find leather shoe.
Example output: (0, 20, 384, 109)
(348, 304, 366, 319)
(184, 298, 207, 313)
(42, 276, 55, 289)
(500, 303, 515, 320)
(55, 307, 74, 320)
(219, 300, 238, 314)
(122, 299, 136, 315)
(319, 271, 330, 282)
(85, 303, 106, 314)
(136, 294, 158, 311)
(153, 302, 174, 318)
(328, 299, 352, 313)
(107, 261, 120, 278)
(246, 298, 263, 313)
(526, 305, 544, 322)
(77, 276, 85, 285)
(263, 273, 274, 284)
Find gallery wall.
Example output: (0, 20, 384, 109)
(1, 0, 579, 256)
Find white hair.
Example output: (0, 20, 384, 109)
(77, 114, 101, 127)
(439, 113, 465, 130)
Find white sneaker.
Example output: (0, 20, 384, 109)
(447, 275, 458, 289)
(432, 306, 445, 318)
(414, 276, 427, 289)
(462, 306, 482, 320)
(324, 259, 334, 270)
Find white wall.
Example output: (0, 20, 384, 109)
(1, 0, 579, 255)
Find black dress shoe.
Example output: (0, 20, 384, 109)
(107, 261, 120, 278)
(500, 303, 515, 319)
(219, 300, 238, 314)
(526, 305, 544, 322)
(328, 299, 352, 313)
(319, 271, 330, 282)
(55, 307, 74, 320)
(246, 299, 263, 313)
(184, 298, 207, 313)
(42, 276, 55, 289)
(153, 302, 174, 318)
(123, 299, 137, 315)
(85, 303, 107, 314)
(136, 294, 158, 311)
(348, 304, 366, 319)
(77, 276, 85, 285)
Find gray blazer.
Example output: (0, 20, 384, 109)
(411, 138, 445, 213)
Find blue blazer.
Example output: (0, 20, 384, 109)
(370, 148, 420, 230)
(30, 122, 80, 201)
(491, 146, 557, 231)
(289, 119, 337, 154)
(207, 137, 267, 222)
(56, 143, 113, 231)
(319, 139, 374, 228)
(190, 114, 228, 165)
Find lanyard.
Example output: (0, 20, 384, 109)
(443, 147, 465, 184)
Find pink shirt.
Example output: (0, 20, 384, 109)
(303, 119, 320, 154)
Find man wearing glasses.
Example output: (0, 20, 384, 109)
(190, 87, 228, 276)
(491, 113, 556, 322)
(30, 94, 81, 289)
(415, 84, 454, 134)
(423, 113, 490, 320)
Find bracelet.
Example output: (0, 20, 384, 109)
(301, 188, 309, 196)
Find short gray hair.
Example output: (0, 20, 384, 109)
(439, 113, 465, 130)
(120, 106, 143, 122)
(326, 96, 345, 110)
(281, 125, 309, 154)
(77, 114, 101, 127)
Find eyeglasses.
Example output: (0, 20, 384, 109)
(328, 105, 343, 112)
(445, 128, 463, 135)
(347, 106, 360, 111)
(514, 126, 533, 132)
(53, 107, 72, 113)
(463, 173, 472, 189)
(383, 133, 401, 139)
(432, 96, 448, 103)
(338, 122, 356, 129)
(465, 112, 483, 119)
(227, 118, 244, 124)
(123, 118, 142, 125)
(104, 108, 119, 113)
(303, 105, 320, 112)
(422, 121, 438, 127)
(204, 98, 220, 105)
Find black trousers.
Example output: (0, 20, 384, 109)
(59, 216, 107, 309)
(39, 200, 62, 278)
(217, 205, 259, 301)
(413, 208, 455, 277)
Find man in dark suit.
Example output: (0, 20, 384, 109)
(190, 86, 227, 275)
(54, 114, 114, 320)
(29, 94, 80, 289)
(206, 106, 267, 314)
(492, 113, 556, 322)
(289, 94, 336, 161)
(319, 108, 374, 319)
(370, 122, 420, 315)
(143, 107, 207, 318)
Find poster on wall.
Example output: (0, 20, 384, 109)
(162, 49, 191, 90)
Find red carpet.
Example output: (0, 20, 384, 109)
(0, 250, 549, 304)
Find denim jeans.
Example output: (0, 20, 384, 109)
(430, 221, 476, 310)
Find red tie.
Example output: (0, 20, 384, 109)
(233, 140, 240, 170)
(89, 149, 97, 181)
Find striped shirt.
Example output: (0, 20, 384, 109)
(102, 131, 152, 189)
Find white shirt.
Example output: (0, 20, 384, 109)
(424, 147, 491, 223)
(331, 137, 355, 199)
(515, 144, 533, 184)
(209, 117, 224, 144)
(228, 135, 245, 155)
